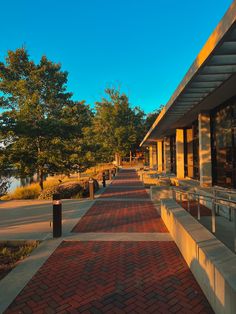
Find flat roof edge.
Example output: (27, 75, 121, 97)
(140, 0, 236, 147)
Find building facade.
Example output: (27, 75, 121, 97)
(140, 1, 236, 189)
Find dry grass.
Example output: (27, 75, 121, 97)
(0, 241, 38, 280)
(1, 164, 113, 200)
(1, 175, 78, 200)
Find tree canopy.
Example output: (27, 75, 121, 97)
(0, 47, 163, 192)
(0, 48, 92, 189)
(92, 88, 145, 162)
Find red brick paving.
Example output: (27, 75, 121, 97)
(72, 201, 168, 233)
(4, 170, 214, 313)
(5, 241, 214, 314)
(111, 179, 143, 186)
(100, 187, 149, 199)
(111, 171, 140, 182)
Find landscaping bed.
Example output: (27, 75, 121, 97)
(0, 241, 38, 281)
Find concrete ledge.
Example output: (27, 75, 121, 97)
(161, 199, 236, 314)
(150, 186, 173, 202)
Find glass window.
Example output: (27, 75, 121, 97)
(211, 97, 236, 188)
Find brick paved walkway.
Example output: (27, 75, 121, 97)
(4, 169, 214, 313)
(72, 201, 167, 233)
(6, 241, 213, 314)
(99, 187, 149, 199)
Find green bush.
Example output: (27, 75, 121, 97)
(38, 181, 83, 200)
(38, 186, 58, 200)
(38, 179, 99, 200)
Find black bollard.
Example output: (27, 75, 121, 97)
(89, 178, 94, 200)
(102, 172, 106, 187)
(53, 193, 62, 238)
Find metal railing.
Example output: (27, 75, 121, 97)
(172, 187, 236, 253)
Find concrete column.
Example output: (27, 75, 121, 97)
(152, 144, 157, 169)
(176, 129, 185, 179)
(149, 145, 153, 168)
(157, 141, 163, 172)
(199, 112, 212, 187)
(149, 144, 157, 169)
(164, 137, 171, 173)
(187, 129, 194, 178)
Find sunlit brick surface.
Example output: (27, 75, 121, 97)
(111, 170, 141, 185)
(110, 179, 143, 186)
(100, 187, 149, 199)
(5, 241, 213, 314)
(72, 201, 167, 232)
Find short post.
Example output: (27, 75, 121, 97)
(150, 186, 153, 200)
(112, 168, 115, 178)
(197, 195, 201, 220)
(89, 178, 94, 200)
(213, 189, 219, 215)
(109, 169, 112, 180)
(180, 192, 182, 203)
(187, 193, 190, 212)
(234, 209, 236, 253)
(141, 172, 144, 182)
(53, 193, 62, 238)
(229, 195, 232, 221)
(102, 172, 106, 187)
(212, 198, 216, 233)
(172, 188, 175, 200)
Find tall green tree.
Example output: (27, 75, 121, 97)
(0, 48, 92, 189)
(92, 88, 145, 162)
(144, 106, 163, 133)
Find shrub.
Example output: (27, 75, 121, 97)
(38, 181, 83, 200)
(38, 179, 99, 200)
(57, 182, 84, 199)
(38, 186, 58, 200)
(7, 183, 41, 200)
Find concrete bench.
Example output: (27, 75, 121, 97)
(161, 199, 236, 314)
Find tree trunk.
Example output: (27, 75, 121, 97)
(129, 150, 132, 166)
(38, 168, 44, 191)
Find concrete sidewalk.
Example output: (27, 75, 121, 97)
(0, 199, 95, 241)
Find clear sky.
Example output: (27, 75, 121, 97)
(0, 0, 233, 113)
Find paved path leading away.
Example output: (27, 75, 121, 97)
(3, 169, 214, 313)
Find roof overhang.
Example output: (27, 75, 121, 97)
(141, 0, 236, 146)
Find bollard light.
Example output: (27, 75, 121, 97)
(53, 193, 62, 238)
(102, 172, 106, 187)
(89, 177, 94, 200)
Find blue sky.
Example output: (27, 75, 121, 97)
(0, 0, 233, 113)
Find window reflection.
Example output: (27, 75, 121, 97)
(211, 98, 236, 188)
